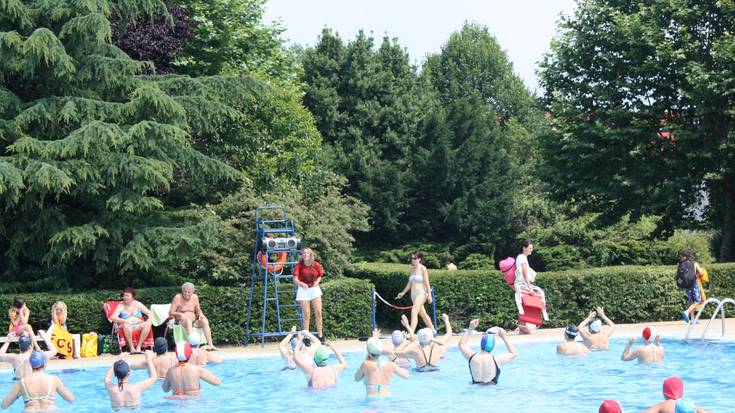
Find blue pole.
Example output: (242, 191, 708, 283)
(371, 288, 377, 332)
(431, 287, 438, 332)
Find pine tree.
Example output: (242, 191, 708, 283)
(0, 0, 241, 288)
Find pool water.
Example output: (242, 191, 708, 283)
(1, 338, 732, 412)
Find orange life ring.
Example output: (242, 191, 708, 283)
(257, 251, 288, 273)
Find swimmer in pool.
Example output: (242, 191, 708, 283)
(354, 337, 409, 396)
(394, 313, 452, 372)
(621, 327, 664, 364)
(104, 350, 157, 409)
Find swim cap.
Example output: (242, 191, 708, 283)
(366, 337, 383, 356)
(589, 318, 602, 333)
(113, 360, 130, 379)
(176, 342, 192, 362)
(290, 337, 298, 350)
(675, 398, 696, 413)
(480, 334, 495, 352)
(313, 346, 329, 367)
(564, 324, 579, 339)
(417, 328, 433, 346)
(598, 400, 623, 413)
(391, 330, 404, 346)
(18, 335, 32, 352)
(154, 337, 168, 355)
(187, 332, 201, 347)
(642, 326, 657, 341)
(663, 376, 684, 400)
(29, 351, 46, 369)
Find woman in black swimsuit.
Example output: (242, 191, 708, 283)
(458, 320, 518, 385)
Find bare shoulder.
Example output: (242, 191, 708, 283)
(172, 294, 182, 303)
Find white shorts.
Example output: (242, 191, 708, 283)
(296, 286, 323, 301)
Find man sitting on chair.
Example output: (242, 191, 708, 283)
(169, 282, 216, 350)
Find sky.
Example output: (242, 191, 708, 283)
(263, 0, 578, 93)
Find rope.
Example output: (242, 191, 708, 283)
(373, 290, 413, 310)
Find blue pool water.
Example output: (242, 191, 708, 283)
(1, 338, 733, 412)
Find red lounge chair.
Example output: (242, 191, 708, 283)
(103, 301, 154, 352)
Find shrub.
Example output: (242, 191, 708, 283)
(347, 262, 735, 330)
(0, 278, 374, 346)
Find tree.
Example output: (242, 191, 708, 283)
(539, 0, 735, 260)
(169, 0, 299, 83)
(0, 0, 241, 288)
(302, 29, 424, 242)
(110, 0, 194, 74)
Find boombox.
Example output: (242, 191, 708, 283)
(261, 236, 301, 252)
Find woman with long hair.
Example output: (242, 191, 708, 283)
(293, 248, 326, 340)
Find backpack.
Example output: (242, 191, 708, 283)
(676, 259, 696, 289)
(499, 257, 516, 286)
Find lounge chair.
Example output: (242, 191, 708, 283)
(103, 301, 154, 352)
(149, 303, 207, 345)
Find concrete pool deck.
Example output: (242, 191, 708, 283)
(3, 318, 734, 371)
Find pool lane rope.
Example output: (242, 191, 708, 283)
(371, 288, 438, 332)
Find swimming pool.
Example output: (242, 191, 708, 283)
(1, 338, 732, 412)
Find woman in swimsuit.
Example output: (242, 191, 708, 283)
(110, 287, 152, 354)
(458, 320, 517, 385)
(104, 351, 157, 409)
(394, 313, 452, 371)
(292, 333, 347, 389)
(355, 338, 409, 397)
(395, 251, 436, 334)
(1, 351, 74, 412)
(163, 343, 221, 399)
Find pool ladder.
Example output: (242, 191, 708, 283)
(684, 297, 735, 340)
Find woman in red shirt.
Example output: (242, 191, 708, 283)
(293, 248, 325, 340)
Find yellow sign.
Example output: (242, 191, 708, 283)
(50, 325, 74, 359)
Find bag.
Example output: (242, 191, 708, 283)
(499, 257, 517, 285)
(676, 260, 696, 289)
(80, 332, 98, 358)
(97, 333, 119, 355)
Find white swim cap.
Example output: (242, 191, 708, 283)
(589, 319, 602, 333)
(366, 337, 383, 356)
(417, 328, 433, 346)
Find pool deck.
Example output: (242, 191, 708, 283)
(2, 318, 734, 371)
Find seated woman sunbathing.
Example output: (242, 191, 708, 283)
(110, 288, 152, 354)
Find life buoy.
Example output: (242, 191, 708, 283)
(257, 251, 288, 273)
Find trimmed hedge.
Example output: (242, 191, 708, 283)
(346, 262, 735, 330)
(0, 278, 374, 345)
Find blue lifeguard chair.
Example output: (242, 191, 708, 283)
(244, 206, 302, 347)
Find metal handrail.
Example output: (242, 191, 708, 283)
(685, 297, 735, 340)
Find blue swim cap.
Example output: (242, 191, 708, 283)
(675, 398, 696, 413)
(480, 334, 495, 352)
(18, 336, 32, 352)
(154, 337, 168, 355)
(29, 351, 45, 369)
(113, 360, 130, 379)
(290, 337, 298, 350)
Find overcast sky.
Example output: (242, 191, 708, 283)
(263, 0, 578, 93)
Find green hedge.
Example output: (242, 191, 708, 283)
(0, 278, 374, 346)
(346, 262, 735, 329)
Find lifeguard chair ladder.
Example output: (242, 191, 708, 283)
(244, 206, 303, 347)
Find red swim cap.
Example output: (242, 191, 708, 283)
(663, 376, 684, 400)
(642, 327, 652, 341)
(176, 342, 192, 362)
(599, 399, 623, 413)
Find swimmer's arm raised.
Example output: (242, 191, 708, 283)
(104, 363, 115, 386)
(458, 319, 478, 360)
(39, 330, 57, 360)
(434, 314, 451, 345)
(279, 326, 297, 359)
(620, 337, 638, 361)
(577, 313, 594, 340)
(495, 329, 517, 364)
(325, 340, 347, 374)
(136, 351, 157, 392)
(596, 307, 615, 337)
